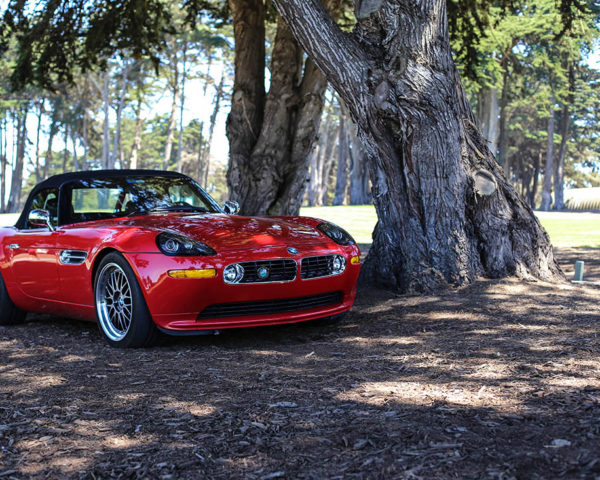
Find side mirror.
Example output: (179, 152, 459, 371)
(28, 209, 55, 231)
(223, 201, 240, 215)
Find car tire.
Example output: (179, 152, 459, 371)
(0, 271, 26, 325)
(94, 252, 159, 348)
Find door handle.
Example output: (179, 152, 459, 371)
(8, 244, 20, 249)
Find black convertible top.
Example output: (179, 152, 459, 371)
(33, 169, 188, 190)
(16, 169, 192, 229)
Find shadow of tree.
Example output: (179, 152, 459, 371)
(1, 277, 599, 479)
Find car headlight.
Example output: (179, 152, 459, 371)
(317, 222, 356, 246)
(223, 264, 245, 284)
(156, 232, 216, 256)
(332, 255, 346, 274)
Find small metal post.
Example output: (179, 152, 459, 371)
(574, 261, 585, 281)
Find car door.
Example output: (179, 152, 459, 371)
(54, 183, 124, 306)
(5, 188, 61, 300)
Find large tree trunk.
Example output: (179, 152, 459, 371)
(227, 15, 301, 214)
(226, 0, 340, 215)
(274, 0, 561, 292)
(270, 56, 332, 214)
(226, 0, 266, 202)
(540, 100, 555, 211)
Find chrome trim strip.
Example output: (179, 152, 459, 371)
(59, 250, 88, 265)
(223, 258, 298, 284)
(300, 254, 346, 280)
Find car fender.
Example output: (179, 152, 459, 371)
(87, 226, 162, 284)
(0, 227, 23, 300)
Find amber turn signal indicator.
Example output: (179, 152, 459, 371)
(168, 269, 217, 279)
(350, 256, 360, 264)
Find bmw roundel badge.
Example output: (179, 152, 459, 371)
(287, 247, 299, 255)
(257, 266, 270, 279)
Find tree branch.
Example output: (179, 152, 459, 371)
(272, 0, 371, 115)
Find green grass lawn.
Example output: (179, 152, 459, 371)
(301, 205, 600, 248)
(1, 207, 598, 248)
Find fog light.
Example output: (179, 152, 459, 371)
(332, 255, 346, 274)
(224, 264, 245, 284)
(168, 269, 216, 279)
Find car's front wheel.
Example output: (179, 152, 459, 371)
(94, 252, 158, 348)
(0, 271, 26, 325)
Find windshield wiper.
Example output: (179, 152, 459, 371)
(150, 205, 209, 213)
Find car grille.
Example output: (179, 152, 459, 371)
(197, 291, 343, 319)
(237, 259, 297, 283)
(301, 255, 336, 279)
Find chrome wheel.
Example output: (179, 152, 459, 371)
(96, 262, 133, 341)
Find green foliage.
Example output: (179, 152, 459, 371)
(2, 0, 597, 90)
(0, 0, 230, 91)
(2, 0, 172, 90)
(457, 0, 600, 201)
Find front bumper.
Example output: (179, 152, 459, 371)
(124, 243, 360, 332)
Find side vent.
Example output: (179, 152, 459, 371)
(59, 250, 88, 265)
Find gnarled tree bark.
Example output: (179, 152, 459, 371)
(226, 0, 266, 205)
(273, 0, 562, 292)
(226, 0, 341, 216)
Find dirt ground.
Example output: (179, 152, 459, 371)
(1, 248, 599, 479)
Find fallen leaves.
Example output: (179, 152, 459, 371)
(0, 249, 599, 478)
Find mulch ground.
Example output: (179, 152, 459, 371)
(1, 248, 599, 479)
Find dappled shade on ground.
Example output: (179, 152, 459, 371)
(1, 249, 599, 478)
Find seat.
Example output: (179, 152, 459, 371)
(43, 196, 58, 227)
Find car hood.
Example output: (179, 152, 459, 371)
(121, 213, 325, 251)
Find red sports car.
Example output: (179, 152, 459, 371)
(0, 170, 361, 347)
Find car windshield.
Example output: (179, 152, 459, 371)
(65, 175, 222, 224)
